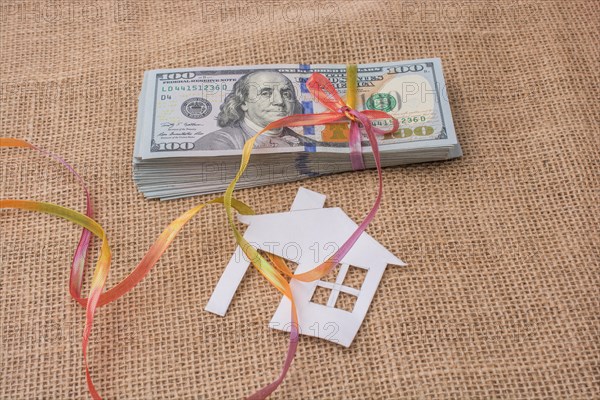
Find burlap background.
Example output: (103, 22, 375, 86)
(1, 0, 598, 398)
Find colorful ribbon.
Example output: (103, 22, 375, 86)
(0, 65, 399, 399)
(222, 68, 398, 398)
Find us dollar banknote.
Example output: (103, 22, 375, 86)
(133, 59, 461, 199)
(135, 59, 459, 159)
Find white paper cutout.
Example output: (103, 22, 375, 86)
(205, 187, 405, 347)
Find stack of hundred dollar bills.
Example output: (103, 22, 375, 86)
(134, 58, 461, 200)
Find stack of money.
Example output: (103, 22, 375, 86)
(133, 59, 461, 200)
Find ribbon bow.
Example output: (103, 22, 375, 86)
(306, 66, 398, 170)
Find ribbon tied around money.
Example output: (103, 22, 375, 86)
(0, 65, 398, 399)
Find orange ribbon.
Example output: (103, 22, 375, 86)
(1, 66, 399, 399)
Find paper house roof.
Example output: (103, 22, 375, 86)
(238, 207, 405, 268)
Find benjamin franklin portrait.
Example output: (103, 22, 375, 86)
(193, 71, 314, 150)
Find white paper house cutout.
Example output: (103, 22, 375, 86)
(205, 187, 406, 347)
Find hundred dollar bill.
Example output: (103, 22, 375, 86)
(135, 59, 459, 159)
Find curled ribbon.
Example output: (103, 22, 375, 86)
(0, 65, 399, 399)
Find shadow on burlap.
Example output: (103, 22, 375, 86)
(1, 0, 598, 398)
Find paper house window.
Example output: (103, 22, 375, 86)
(342, 265, 368, 290)
(309, 263, 367, 313)
(335, 291, 357, 313)
(310, 285, 331, 306)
